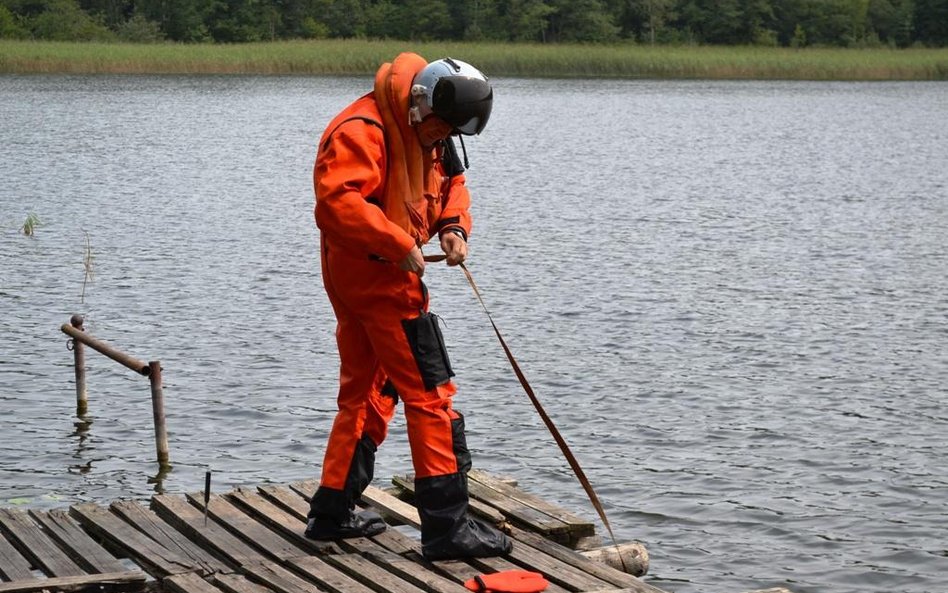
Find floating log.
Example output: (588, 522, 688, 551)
(580, 543, 650, 577)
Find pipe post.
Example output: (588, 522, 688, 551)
(70, 314, 88, 416)
(149, 361, 170, 467)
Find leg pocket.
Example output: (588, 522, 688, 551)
(402, 312, 455, 391)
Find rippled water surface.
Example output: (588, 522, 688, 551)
(1, 75, 947, 593)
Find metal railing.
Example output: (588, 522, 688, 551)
(61, 315, 170, 467)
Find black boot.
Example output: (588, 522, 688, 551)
(305, 435, 387, 540)
(416, 471, 512, 561)
(305, 507, 385, 540)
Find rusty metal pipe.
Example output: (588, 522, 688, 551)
(149, 361, 170, 467)
(69, 315, 88, 416)
(61, 322, 150, 377)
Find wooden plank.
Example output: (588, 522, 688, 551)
(464, 480, 572, 541)
(501, 539, 616, 592)
(242, 561, 327, 593)
(390, 476, 506, 528)
(165, 572, 227, 593)
(286, 481, 318, 504)
(0, 570, 145, 593)
(150, 495, 270, 568)
(212, 572, 279, 593)
(183, 492, 307, 562)
(507, 526, 654, 591)
(70, 502, 196, 577)
(346, 525, 568, 593)
(317, 553, 427, 593)
(0, 529, 34, 581)
(287, 555, 381, 593)
(224, 489, 341, 556)
(360, 487, 420, 529)
(0, 509, 84, 577)
(285, 480, 420, 525)
(256, 487, 308, 522)
(28, 509, 127, 574)
(110, 500, 231, 575)
(468, 469, 595, 537)
(350, 548, 469, 593)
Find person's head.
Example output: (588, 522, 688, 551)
(409, 57, 492, 146)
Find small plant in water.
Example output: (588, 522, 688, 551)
(22, 213, 40, 237)
(81, 231, 95, 303)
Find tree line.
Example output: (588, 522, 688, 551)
(1, 0, 946, 47)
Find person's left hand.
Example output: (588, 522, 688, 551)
(440, 231, 467, 266)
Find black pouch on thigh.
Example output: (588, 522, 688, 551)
(402, 311, 455, 390)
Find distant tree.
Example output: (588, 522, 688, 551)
(0, 4, 29, 37)
(914, 0, 948, 45)
(365, 0, 403, 38)
(115, 12, 163, 41)
(402, 0, 452, 39)
(877, 0, 914, 45)
(78, 0, 132, 29)
(30, 0, 114, 40)
(546, 0, 620, 42)
(136, 0, 213, 41)
(506, 0, 555, 41)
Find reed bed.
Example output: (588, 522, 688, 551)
(2, 39, 946, 80)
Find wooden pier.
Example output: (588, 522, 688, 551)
(0, 469, 787, 593)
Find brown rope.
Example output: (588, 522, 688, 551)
(452, 260, 629, 573)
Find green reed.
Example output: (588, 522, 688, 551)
(2, 39, 946, 80)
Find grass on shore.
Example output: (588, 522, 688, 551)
(1, 38, 947, 80)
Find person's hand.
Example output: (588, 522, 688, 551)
(399, 244, 426, 277)
(440, 231, 468, 266)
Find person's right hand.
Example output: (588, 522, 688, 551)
(399, 244, 425, 277)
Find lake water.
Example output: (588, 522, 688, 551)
(1, 74, 946, 593)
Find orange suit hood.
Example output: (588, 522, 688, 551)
(373, 52, 430, 245)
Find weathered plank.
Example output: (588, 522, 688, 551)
(502, 539, 616, 592)
(29, 509, 127, 574)
(468, 469, 595, 538)
(70, 502, 195, 577)
(224, 489, 340, 556)
(350, 523, 570, 593)
(183, 493, 307, 562)
(255, 487, 308, 522)
(110, 500, 231, 575)
(242, 561, 328, 593)
(212, 572, 279, 593)
(0, 570, 145, 593)
(0, 529, 34, 582)
(360, 487, 420, 529)
(0, 509, 85, 577)
(318, 553, 427, 593)
(151, 495, 268, 568)
(352, 548, 469, 593)
(390, 475, 506, 528)
(287, 555, 380, 593)
(462, 479, 568, 540)
(507, 525, 654, 590)
(165, 572, 228, 593)
(286, 481, 317, 504)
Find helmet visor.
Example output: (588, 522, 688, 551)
(431, 77, 493, 136)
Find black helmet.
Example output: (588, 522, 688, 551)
(410, 57, 493, 135)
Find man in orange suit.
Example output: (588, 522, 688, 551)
(307, 52, 511, 561)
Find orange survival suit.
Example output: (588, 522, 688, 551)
(310, 52, 510, 560)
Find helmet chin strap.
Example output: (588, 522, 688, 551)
(457, 135, 470, 169)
